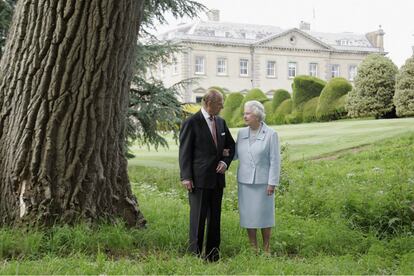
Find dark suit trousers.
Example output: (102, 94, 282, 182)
(188, 186, 223, 261)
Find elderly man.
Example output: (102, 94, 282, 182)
(179, 89, 235, 262)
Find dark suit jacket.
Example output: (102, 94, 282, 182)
(179, 111, 235, 189)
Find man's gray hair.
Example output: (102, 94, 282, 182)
(244, 100, 266, 122)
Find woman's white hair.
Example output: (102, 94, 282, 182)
(244, 100, 266, 122)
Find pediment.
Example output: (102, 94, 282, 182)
(256, 28, 332, 50)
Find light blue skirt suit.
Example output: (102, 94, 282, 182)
(234, 123, 280, 228)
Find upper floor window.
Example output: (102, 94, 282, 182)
(240, 59, 249, 76)
(194, 56, 205, 75)
(288, 62, 297, 79)
(349, 65, 357, 81)
(217, 58, 227, 75)
(309, 63, 318, 77)
(330, 64, 340, 78)
(266, 61, 276, 77)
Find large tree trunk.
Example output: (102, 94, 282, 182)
(0, 0, 146, 227)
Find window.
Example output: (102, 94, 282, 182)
(309, 63, 318, 77)
(330, 64, 340, 78)
(349, 65, 357, 81)
(266, 61, 276, 77)
(172, 57, 178, 75)
(217, 58, 227, 75)
(194, 56, 205, 74)
(288, 62, 297, 78)
(239, 59, 249, 76)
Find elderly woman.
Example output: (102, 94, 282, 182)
(234, 100, 280, 253)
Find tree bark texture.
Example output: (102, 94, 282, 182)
(0, 0, 146, 227)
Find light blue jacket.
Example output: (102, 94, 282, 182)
(235, 123, 280, 186)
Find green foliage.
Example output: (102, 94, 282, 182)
(126, 0, 206, 154)
(221, 92, 243, 125)
(292, 75, 326, 110)
(346, 54, 398, 118)
(127, 76, 183, 153)
(263, 101, 273, 125)
(2, 132, 414, 274)
(273, 99, 293, 124)
(230, 88, 269, 125)
(394, 56, 414, 117)
(302, 97, 319, 122)
(316, 77, 352, 121)
(272, 89, 291, 110)
(231, 106, 245, 127)
(239, 88, 269, 114)
(0, 0, 16, 58)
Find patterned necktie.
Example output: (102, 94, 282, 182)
(209, 116, 218, 147)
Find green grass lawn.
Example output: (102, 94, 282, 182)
(1, 118, 414, 274)
(128, 117, 414, 168)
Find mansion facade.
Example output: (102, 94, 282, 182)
(156, 10, 385, 103)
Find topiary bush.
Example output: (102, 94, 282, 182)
(273, 99, 292, 125)
(272, 89, 291, 110)
(346, 54, 398, 119)
(292, 75, 326, 110)
(263, 101, 274, 125)
(231, 106, 244, 127)
(239, 88, 269, 115)
(220, 92, 244, 126)
(394, 56, 414, 117)
(316, 77, 352, 121)
(302, 97, 319, 122)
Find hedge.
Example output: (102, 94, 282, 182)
(292, 75, 326, 110)
(221, 92, 244, 124)
(272, 89, 291, 110)
(264, 101, 273, 125)
(273, 99, 293, 125)
(302, 97, 319, 123)
(239, 88, 269, 115)
(316, 77, 352, 121)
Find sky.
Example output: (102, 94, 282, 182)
(155, 0, 414, 67)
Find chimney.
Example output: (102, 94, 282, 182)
(206, 9, 220, 21)
(299, 21, 310, 31)
(366, 25, 385, 52)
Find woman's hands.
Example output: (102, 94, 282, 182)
(266, 185, 275, 196)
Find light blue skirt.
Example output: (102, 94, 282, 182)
(238, 183, 275, 228)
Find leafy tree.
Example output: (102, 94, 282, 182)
(0, 0, 205, 153)
(126, 0, 205, 153)
(0, 0, 16, 58)
(0, 0, 147, 227)
(0, 0, 205, 227)
(393, 56, 414, 117)
(346, 54, 398, 118)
